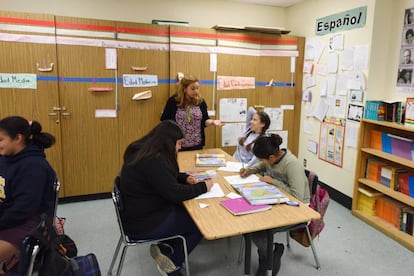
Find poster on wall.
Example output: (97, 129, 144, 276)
(397, 8, 414, 87)
(318, 122, 345, 167)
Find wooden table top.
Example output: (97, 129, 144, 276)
(179, 148, 321, 240)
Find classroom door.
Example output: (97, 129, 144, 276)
(55, 16, 120, 196)
(0, 11, 64, 192)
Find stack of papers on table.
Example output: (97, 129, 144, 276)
(195, 153, 226, 167)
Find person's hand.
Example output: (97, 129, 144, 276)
(239, 168, 250, 178)
(259, 175, 273, 184)
(213, 119, 225, 126)
(204, 179, 213, 191)
(186, 176, 197, 185)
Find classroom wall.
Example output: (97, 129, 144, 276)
(2, 0, 409, 200)
(0, 0, 287, 29)
(287, 0, 414, 198)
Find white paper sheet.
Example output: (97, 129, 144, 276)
(218, 161, 244, 172)
(195, 183, 225, 199)
(224, 174, 260, 185)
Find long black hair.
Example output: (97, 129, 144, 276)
(0, 116, 55, 149)
(124, 120, 184, 173)
(239, 111, 271, 151)
(252, 133, 283, 159)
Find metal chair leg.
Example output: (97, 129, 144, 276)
(305, 226, 320, 269)
(107, 236, 122, 276)
(116, 245, 129, 276)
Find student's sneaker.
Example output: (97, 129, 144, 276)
(156, 265, 184, 276)
(150, 244, 177, 274)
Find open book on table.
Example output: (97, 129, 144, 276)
(240, 184, 289, 205)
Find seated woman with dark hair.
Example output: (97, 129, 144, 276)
(0, 116, 56, 274)
(120, 120, 213, 276)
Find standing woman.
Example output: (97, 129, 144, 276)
(0, 116, 56, 273)
(120, 120, 213, 276)
(161, 75, 224, 151)
(233, 106, 271, 167)
(240, 134, 309, 276)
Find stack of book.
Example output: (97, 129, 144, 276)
(240, 183, 289, 205)
(401, 206, 414, 235)
(376, 196, 408, 229)
(186, 170, 217, 181)
(195, 153, 226, 167)
(357, 186, 382, 216)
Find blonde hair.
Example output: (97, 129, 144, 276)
(174, 75, 203, 107)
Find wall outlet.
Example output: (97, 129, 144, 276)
(303, 159, 307, 168)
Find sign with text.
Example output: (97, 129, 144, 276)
(122, 74, 158, 87)
(217, 76, 255, 90)
(315, 6, 367, 35)
(0, 73, 37, 89)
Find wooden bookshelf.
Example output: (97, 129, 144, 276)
(352, 119, 414, 251)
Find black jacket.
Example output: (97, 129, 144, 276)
(0, 144, 56, 229)
(120, 153, 206, 236)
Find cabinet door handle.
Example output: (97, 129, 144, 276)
(48, 112, 58, 116)
(62, 112, 71, 117)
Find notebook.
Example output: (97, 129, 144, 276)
(220, 197, 271, 215)
(240, 184, 289, 205)
(195, 153, 226, 167)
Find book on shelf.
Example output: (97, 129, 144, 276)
(404, 97, 414, 127)
(383, 100, 403, 123)
(240, 184, 289, 205)
(365, 158, 387, 183)
(364, 100, 385, 121)
(195, 153, 226, 167)
(186, 170, 217, 181)
(380, 166, 406, 190)
(376, 196, 408, 228)
(219, 197, 271, 216)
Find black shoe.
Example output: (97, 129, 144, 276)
(272, 243, 285, 276)
(255, 249, 267, 276)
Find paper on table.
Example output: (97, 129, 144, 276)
(224, 174, 260, 185)
(195, 183, 225, 199)
(217, 161, 243, 172)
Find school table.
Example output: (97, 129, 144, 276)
(178, 148, 321, 276)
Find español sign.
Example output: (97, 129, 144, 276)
(315, 6, 367, 35)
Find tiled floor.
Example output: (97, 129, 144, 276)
(58, 198, 414, 275)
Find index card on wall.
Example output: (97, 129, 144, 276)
(264, 107, 284, 131)
(105, 48, 117, 69)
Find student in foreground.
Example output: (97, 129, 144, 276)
(239, 134, 310, 276)
(160, 74, 224, 151)
(0, 116, 56, 274)
(120, 120, 213, 276)
(233, 106, 270, 167)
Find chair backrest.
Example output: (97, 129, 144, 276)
(305, 169, 318, 197)
(112, 176, 128, 242)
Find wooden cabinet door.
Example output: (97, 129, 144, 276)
(115, 22, 170, 159)
(0, 11, 64, 191)
(55, 16, 120, 196)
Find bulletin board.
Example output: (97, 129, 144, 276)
(318, 122, 345, 167)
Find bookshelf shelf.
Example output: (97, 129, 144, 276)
(352, 209, 414, 252)
(353, 119, 414, 251)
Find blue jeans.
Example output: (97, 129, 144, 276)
(135, 205, 202, 267)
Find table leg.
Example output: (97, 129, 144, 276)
(266, 230, 273, 276)
(244, 233, 252, 276)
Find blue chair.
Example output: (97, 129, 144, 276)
(107, 176, 190, 276)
